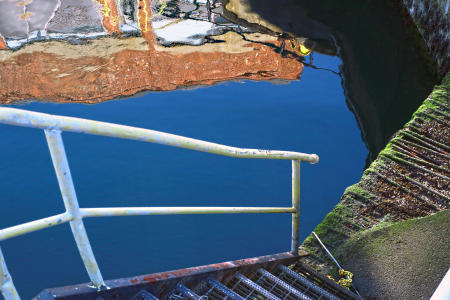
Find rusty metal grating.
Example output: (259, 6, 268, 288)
(35, 253, 359, 300)
(275, 266, 330, 300)
(202, 278, 244, 300)
(228, 272, 280, 300)
(254, 268, 313, 300)
(289, 264, 356, 300)
(167, 283, 202, 300)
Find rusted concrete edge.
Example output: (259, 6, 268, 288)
(300, 72, 449, 275)
(34, 252, 298, 299)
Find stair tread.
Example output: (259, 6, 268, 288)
(234, 272, 281, 300)
(206, 278, 245, 300)
(168, 283, 202, 300)
(258, 268, 314, 300)
(279, 265, 342, 300)
(132, 289, 159, 300)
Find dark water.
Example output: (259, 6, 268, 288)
(245, 0, 439, 163)
(0, 54, 367, 297)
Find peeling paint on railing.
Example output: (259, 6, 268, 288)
(0, 249, 19, 300)
(0, 107, 318, 300)
(0, 108, 319, 163)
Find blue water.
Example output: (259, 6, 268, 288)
(0, 54, 366, 298)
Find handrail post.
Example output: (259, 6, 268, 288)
(291, 160, 300, 254)
(45, 129, 105, 289)
(0, 247, 20, 300)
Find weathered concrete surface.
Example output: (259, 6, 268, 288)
(300, 73, 449, 298)
(334, 210, 450, 300)
(400, 0, 450, 77)
(47, 0, 104, 34)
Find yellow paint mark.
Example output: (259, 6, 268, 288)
(290, 38, 311, 56)
(95, 0, 120, 35)
(19, 11, 33, 20)
(17, 0, 32, 6)
(137, 0, 151, 33)
(150, 0, 167, 20)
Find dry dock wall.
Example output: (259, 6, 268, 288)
(300, 1, 449, 296)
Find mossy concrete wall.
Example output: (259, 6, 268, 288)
(300, 73, 449, 298)
(335, 210, 450, 299)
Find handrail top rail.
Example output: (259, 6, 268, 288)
(0, 107, 319, 163)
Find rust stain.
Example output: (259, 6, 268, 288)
(137, 0, 151, 33)
(129, 252, 295, 284)
(0, 35, 7, 50)
(137, 0, 156, 51)
(0, 35, 302, 103)
(95, 0, 121, 36)
(0, 41, 302, 103)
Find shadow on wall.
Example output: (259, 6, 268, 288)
(229, 0, 440, 165)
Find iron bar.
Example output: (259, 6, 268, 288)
(0, 208, 295, 243)
(291, 160, 300, 254)
(0, 248, 19, 300)
(81, 207, 296, 217)
(312, 232, 362, 298)
(0, 107, 319, 299)
(0, 213, 72, 242)
(0, 108, 319, 163)
(45, 129, 105, 289)
(312, 232, 341, 269)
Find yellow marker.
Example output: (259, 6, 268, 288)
(298, 44, 311, 56)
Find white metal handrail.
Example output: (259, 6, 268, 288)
(0, 107, 319, 300)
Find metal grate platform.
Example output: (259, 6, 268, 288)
(35, 253, 359, 300)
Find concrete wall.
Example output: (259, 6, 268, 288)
(401, 0, 449, 77)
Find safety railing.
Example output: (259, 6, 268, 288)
(0, 107, 319, 300)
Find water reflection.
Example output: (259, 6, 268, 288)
(235, 0, 439, 162)
(0, 0, 321, 104)
(0, 0, 439, 162)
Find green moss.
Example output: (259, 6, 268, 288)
(337, 210, 449, 260)
(343, 184, 371, 201)
(301, 72, 449, 272)
(409, 73, 450, 122)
